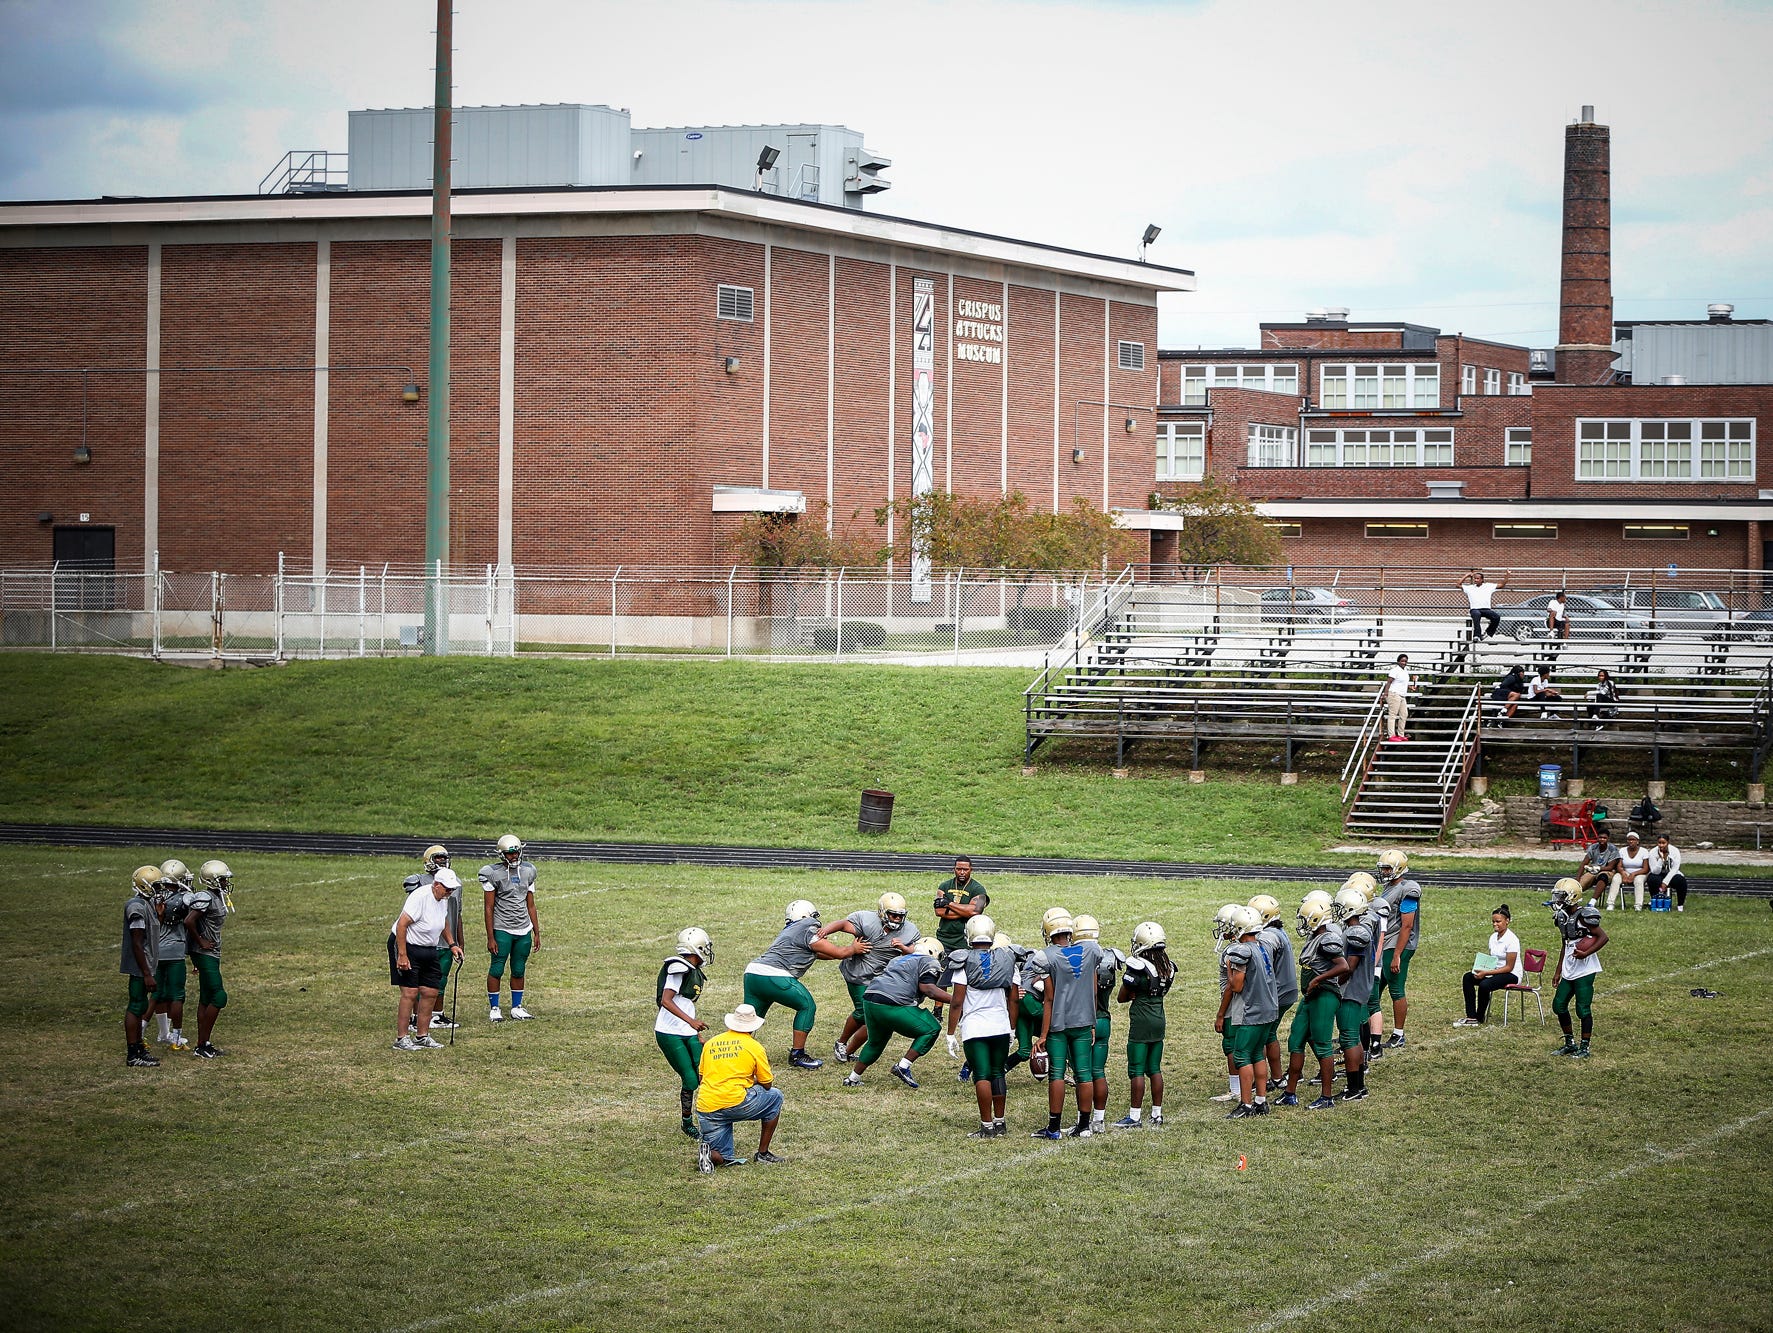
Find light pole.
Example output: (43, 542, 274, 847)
(424, 0, 453, 654)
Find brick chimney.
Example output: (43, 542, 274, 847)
(1555, 106, 1615, 384)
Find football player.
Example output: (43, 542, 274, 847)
(817, 891, 920, 1063)
(1250, 894, 1296, 1093)
(480, 835, 541, 1021)
(1113, 921, 1173, 1128)
(1031, 909, 1105, 1139)
(1006, 935, 1047, 1078)
(843, 938, 951, 1088)
(656, 927, 714, 1137)
(1279, 894, 1349, 1110)
(121, 866, 163, 1067)
(944, 915, 1019, 1136)
(1210, 902, 1244, 1103)
(1550, 879, 1608, 1057)
(742, 900, 866, 1069)
(405, 846, 462, 1033)
(1216, 906, 1278, 1118)
(1373, 850, 1421, 1050)
(1072, 913, 1123, 1134)
(1332, 884, 1375, 1101)
(182, 860, 235, 1059)
(149, 859, 193, 1051)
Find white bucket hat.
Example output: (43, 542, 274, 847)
(724, 1003, 766, 1032)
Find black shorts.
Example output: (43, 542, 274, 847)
(388, 936, 443, 990)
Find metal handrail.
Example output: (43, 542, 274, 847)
(1341, 689, 1389, 801)
(1434, 686, 1484, 835)
(1025, 565, 1137, 725)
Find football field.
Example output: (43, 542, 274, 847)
(7, 847, 1772, 1331)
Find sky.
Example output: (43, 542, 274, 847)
(1, 0, 1769, 350)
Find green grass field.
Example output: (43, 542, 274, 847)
(9, 846, 1772, 1331)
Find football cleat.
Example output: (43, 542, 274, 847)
(1029, 1127, 1062, 1140)
(957, 1063, 971, 1083)
(127, 1048, 160, 1067)
(430, 1014, 459, 1030)
(489, 1007, 504, 1023)
(510, 1006, 534, 1020)
(1276, 1093, 1300, 1107)
(787, 1049, 824, 1070)
(1385, 1033, 1406, 1048)
(680, 1118, 698, 1139)
(841, 1072, 863, 1087)
(392, 1035, 421, 1051)
(1111, 1114, 1143, 1129)
(415, 1034, 445, 1049)
(1066, 1122, 1093, 1138)
(1570, 1047, 1592, 1059)
(192, 1042, 222, 1059)
(966, 1126, 998, 1139)
(1252, 1101, 1271, 1115)
(891, 1064, 920, 1089)
(697, 1140, 714, 1174)
(754, 1150, 785, 1164)
(1341, 1087, 1370, 1101)
(1227, 1103, 1256, 1119)
(1306, 1096, 1337, 1110)
(833, 1040, 852, 1063)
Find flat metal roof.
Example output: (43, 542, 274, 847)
(0, 183, 1194, 294)
(1256, 498, 1770, 521)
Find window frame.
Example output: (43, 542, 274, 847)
(1321, 363, 1440, 410)
(1177, 362, 1299, 404)
(1505, 426, 1532, 467)
(1245, 422, 1298, 468)
(1302, 426, 1454, 468)
(1483, 368, 1502, 395)
(1263, 521, 1303, 539)
(1576, 418, 1755, 482)
(1155, 421, 1206, 481)
(1493, 523, 1558, 540)
(1622, 524, 1691, 540)
(1365, 522, 1429, 539)
(1461, 364, 1477, 395)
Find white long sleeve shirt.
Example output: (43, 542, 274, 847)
(1649, 844, 1683, 878)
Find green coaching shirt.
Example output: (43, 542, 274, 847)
(934, 875, 989, 954)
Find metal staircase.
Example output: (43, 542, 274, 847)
(1341, 641, 1482, 842)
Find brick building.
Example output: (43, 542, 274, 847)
(0, 186, 1190, 576)
(1152, 109, 1771, 574)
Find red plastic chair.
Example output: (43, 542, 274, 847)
(1547, 799, 1598, 848)
(1501, 948, 1547, 1026)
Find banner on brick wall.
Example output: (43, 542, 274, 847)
(910, 277, 936, 603)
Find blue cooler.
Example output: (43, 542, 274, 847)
(1651, 895, 1672, 912)
(1538, 764, 1562, 799)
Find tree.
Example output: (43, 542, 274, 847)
(872, 490, 1139, 573)
(1154, 475, 1281, 568)
(725, 503, 883, 571)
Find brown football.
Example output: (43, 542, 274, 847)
(1573, 936, 1599, 959)
(1029, 1049, 1051, 1078)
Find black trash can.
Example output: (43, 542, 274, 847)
(859, 789, 895, 834)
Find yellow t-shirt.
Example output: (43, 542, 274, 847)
(695, 1030, 773, 1114)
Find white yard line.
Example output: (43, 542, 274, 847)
(1249, 1103, 1773, 1331)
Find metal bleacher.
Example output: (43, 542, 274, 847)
(1024, 572, 1773, 843)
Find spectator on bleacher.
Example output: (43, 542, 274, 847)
(1584, 669, 1620, 731)
(1384, 654, 1413, 743)
(1527, 665, 1566, 719)
(1455, 905, 1522, 1026)
(1491, 663, 1529, 720)
(1609, 831, 1652, 912)
(1648, 835, 1689, 912)
(1576, 829, 1620, 903)
(1462, 570, 1507, 640)
(1546, 593, 1570, 640)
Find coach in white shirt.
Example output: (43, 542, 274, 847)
(389, 869, 464, 1050)
(1456, 905, 1522, 1026)
(1648, 836, 1689, 911)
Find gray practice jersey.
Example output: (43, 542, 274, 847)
(1223, 939, 1280, 1026)
(864, 952, 943, 1007)
(1380, 879, 1423, 950)
(753, 919, 822, 978)
(838, 910, 921, 983)
(1260, 922, 1298, 1007)
(120, 897, 160, 977)
(1341, 917, 1376, 1005)
(153, 895, 187, 962)
(947, 944, 1017, 992)
(1040, 939, 1104, 1032)
(1299, 924, 1348, 998)
(186, 887, 227, 956)
(479, 860, 537, 935)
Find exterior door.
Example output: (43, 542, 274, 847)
(52, 525, 116, 609)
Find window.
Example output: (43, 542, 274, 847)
(1461, 364, 1476, 395)
(1508, 372, 1528, 395)
(1484, 368, 1501, 395)
(1155, 422, 1205, 481)
(1118, 340, 1146, 371)
(1366, 523, 1428, 539)
(1178, 363, 1298, 404)
(1506, 427, 1532, 467)
(1264, 521, 1303, 539)
(1623, 524, 1690, 540)
(717, 284, 754, 322)
(1302, 427, 1454, 467)
(1577, 419, 1755, 481)
(1246, 423, 1297, 467)
(1494, 523, 1557, 540)
(1321, 364, 1439, 409)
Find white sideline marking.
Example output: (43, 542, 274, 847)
(1603, 946, 1773, 994)
(385, 1139, 1084, 1333)
(1250, 1103, 1773, 1331)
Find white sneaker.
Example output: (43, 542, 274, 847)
(1209, 1091, 1238, 1103)
(509, 1006, 534, 1020)
(415, 1033, 445, 1049)
(1150, 1113, 1164, 1127)
(842, 1072, 862, 1087)
(489, 1007, 504, 1022)
(833, 1040, 852, 1063)
(392, 1035, 421, 1052)
(169, 1035, 191, 1051)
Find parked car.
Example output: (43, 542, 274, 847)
(1585, 586, 1731, 632)
(1720, 608, 1773, 643)
(1493, 593, 1652, 640)
(1258, 586, 1352, 624)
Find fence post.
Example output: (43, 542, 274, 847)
(49, 561, 57, 652)
(358, 566, 367, 657)
(835, 566, 845, 660)
(379, 564, 389, 655)
(318, 567, 329, 659)
(610, 565, 622, 658)
(152, 550, 163, 659)
(954, 569, 964, 665)
(274, 552, 284, 661)
(726, 566, 737, 658)
(211, 570, 223, 658)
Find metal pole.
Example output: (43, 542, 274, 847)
(358, 565, 367, 657)
(423, 0, 453, 655)
(484, 564, 494, 656)
(610, 565, 621, 658)
(211, 570, 223, 658)
(274, 551, 284, 661)
(380, 564, 389, 655)
(317, 569, 327, 658)
(954, 570, 963, 665)
(49, 561, 57, 652)
(835, 566, 845, 660)
(152, 549, 163, 659)
(726, 565, 736, 658)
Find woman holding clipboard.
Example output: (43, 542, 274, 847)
(1454, 906, 1522, 1026)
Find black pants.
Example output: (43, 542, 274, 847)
(1462, 971, 1514, 1021)
(1470, 608, 1501, 638)
(1648, 871, 1688, 906)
